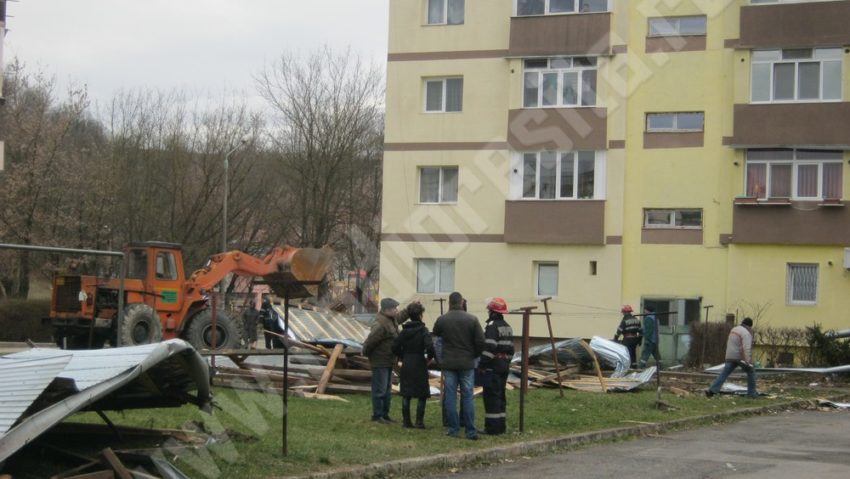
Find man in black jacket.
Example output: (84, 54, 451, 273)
(480, 297, 514, 435)
(433, 292, 485, 440)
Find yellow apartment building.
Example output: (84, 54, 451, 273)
(380, 0, 850, 363)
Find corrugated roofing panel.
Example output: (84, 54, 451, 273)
(0, 355, 72, 434)
(273, 306, 370, 344)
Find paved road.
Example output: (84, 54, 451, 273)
(433, 410, 850, 479)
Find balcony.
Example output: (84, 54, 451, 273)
(732, 201, 850, 245)
(739, 1, 850, 48)
(504, 200, 605, 245)
(508, 13, 612, 57)
(730, 103, 850, 147)
(507, 108, 608, 151)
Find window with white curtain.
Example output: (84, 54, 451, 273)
(428, 0, 465, 25)
(648, 16, 707, 37)
(787, 263, 818, 304)
(523, 57, 597, 108)
(745, 149, 843, 200)
(425, 77, 463, 112)
(419, 167, 459, 203)
(516, 0, 608, 15)
(536, 263, 559, 296)
(646, 112, 704, 132)
(416, 259, 455, 294)
(751, 48, 842, 102)
(521, 151, 599, 199)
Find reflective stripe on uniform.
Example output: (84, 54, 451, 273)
(485, 338, 498, 345)
(481, 351, 495, 358)
(498, 340, 513, 346)
(485, 413, 507, 419)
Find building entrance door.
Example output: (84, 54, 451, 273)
(642, 297, 701, 366)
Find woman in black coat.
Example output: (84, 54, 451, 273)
(392, 303, 434, 428)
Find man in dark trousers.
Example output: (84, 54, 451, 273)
(363, 298, 410, 423)
(613, 305, 642, 368)
(638, 305, 662, 369)
(479, 297, 514, 435)
(433, 292, 485, 440)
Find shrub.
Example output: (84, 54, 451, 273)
(685, 321, 733, 368)
(0, 299, 53, 342)
(803, 324, 850, 367)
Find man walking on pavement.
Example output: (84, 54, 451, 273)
(638, 305, 662, 369)
(363, 298, 411, 423)
(479, 297, 514, 435)
(613, 305, 642, 368)
(433, 292, 485, 440)
(705, 317, 758, 398)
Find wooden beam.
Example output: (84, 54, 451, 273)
(99, 448, 131, 479)
(316, 344, 345, 394)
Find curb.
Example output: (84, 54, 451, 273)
(284, 394, 849, 479)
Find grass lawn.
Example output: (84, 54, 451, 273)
(56, 384, 836, 478)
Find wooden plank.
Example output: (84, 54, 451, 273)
(99, 448, 132, 479)
(290, 391, 349, 402)
(317, 344, 345, 394)
(64, 472, 114, 479)
(49, 461, 101, 479)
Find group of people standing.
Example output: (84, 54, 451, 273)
(613, 304, 661, 369)
(362, 292, 513, 440)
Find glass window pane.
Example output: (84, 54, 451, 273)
(581, 69, 597, 106)
(773, 63, 795, 100)
(814, 48, 842, 60)
(524, 72, 539, 108)
(441, 167, 458, 202)
(128, 250, 147, 280)
(790, 264, 818, 303)
(426, 81, 443, 111)
(542, 73, 558, 106)
(748, 149, 794, 161)
(752, 63, 771, 101)
(420, 168, 440, 203)
(524, 59, 548, 69)
(550, 0, 576, 13)
(577, 151, 595, 199)
(746, 163, 767, 198)
(782, 49, 812, 60)
(823, 163, 843, 199)
(550, 57, 571, 69)
(417, 259, 436, 293)
(648, 18, 677, 36)
(562, 71, 578, 105)
(428, 0, 445, 24)
(539, 152, 557, 199)
(823, 61, 842, 100)
(156, 253, 178, 280)
(583, 0, 608, 12)
(678, 16, 706, 35)
(538, 264, 558, 296)
(445, 78, 463, 112)
(797, 164, 819, 198)
(523, 154, 538, 198)
(796, 150, 842, 161)
(647, 113, 674, 131)
(797, 62, 820, 100)
(645, 210, 672, 226)
(447, 0, 464, 24)
(677, 112, 704, 131)
(439, 260, 455, 293)
(517, 0, 545, 15)
(678, 210, 702, 228)
(752, 50, 781, 62)
(560, 153, 575, 198)
(573, 57, 596, 67)
(769, 163, 792, 198)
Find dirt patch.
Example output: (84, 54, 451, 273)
(0, 299, 53, 342)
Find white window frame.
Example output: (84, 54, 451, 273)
(512, 150, 607, 200)
(646, 112, 705, 132)
(643, 209, 703, 229)
(647, 16, 707, 37)
(515, 0, 610, 16)
(424, 77, 463, 113)
(427, 0, 465, 25)
(416, 258, 455, 294)
(535, 262, 559, 297)
(787, 263, 818, 305)
(419, 166, 459, 204)
(523, 57, 598, 108)
(751, 48, 843, 103)
(745, 149, 843, 200)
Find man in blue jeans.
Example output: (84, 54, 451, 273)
(706, 317, 758, 398)
(433, 292, 485, 440)
(363, 298, 410, 423)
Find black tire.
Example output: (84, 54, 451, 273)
(118, 303, 163, 347)
(185, 309, 242, 351)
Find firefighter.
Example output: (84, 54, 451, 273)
(479, 297, 514, 435)
(613, 305, 642, 369)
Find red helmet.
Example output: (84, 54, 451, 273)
(621, 305, 634, 313)
(487, 297, 509, 314)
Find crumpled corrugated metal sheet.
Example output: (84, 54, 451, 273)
(0, 355, 72, 435)
(273, 305, 370, 345)
(511, 336, 631, 376)
(0, 339, 211, 463)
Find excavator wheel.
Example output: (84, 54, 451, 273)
(118, 303, 163, 346)
(185, 309, 242, 351)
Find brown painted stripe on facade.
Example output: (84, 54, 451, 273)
(507, 108, 608, 151)
(645, 35, 706, 53)
(739, 2, 850, 49)
(641, 229, 703, 245)
(611, 45, 628, 54)
(381, 233, 505, 243)
(732, 103, 850, 147)
(608, 140, 625, 149)
(384, 142, 510, 151)
(504, 200, 605, 245)
(724, 38, 740, 49)
(606, 235, 623, 245)
(722, 136, 733, 146)
(509, 13, 612, 57)
(643, 132, 704, 149)
(387, 50, 509, 62)
(732, 202, 850, 246)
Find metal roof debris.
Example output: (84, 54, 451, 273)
(272, 305, 370, 346)
(0, 339, 211, 463)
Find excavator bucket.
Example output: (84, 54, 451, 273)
(263, 246, 334, 299)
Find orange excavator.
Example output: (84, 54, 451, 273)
(49, 241, 333, 350)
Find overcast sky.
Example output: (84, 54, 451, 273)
(4, 0, 390, 107)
